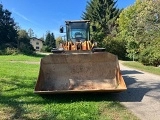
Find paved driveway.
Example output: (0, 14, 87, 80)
(118, 63, 160, 120)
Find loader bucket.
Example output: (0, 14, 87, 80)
(34, 52, 127, 94)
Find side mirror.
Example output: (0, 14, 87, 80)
(60, 27, 64, 33)
(92, 26, 96, 32)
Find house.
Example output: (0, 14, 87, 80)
(30, 37, 43, 51)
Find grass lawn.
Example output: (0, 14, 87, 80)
(121, 61, 160, 76)
(0, 55, 139, 120)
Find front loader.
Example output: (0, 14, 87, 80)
(34, 20, 127, 94)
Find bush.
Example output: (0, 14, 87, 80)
(44, 46, 52, 52)
(5, 47, 19, 55)
(102, 36, 127, 60)
(19, 42, 35, 55)
(0, 50, 4, 55)
(40, 46, 46, 52)
(126, 40, 139, 61)
(40, 45, 51, 52)
(139, 47, 151, 65)
(139, 46, 160, 66)
(0, 47, 19, 55)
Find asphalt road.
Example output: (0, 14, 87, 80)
(118, 63, 160, 120)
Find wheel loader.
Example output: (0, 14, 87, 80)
(34, 20, 127, 94)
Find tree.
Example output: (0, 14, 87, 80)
(45, 32, 51, 46)
(82, 0, 126, 59)
(56, 36, 65, 48)
(18, 29, 29, 43)
(28, 28, 34, 38)
(82, 0, 121, 46)
(45, 32, 56, 52)
(117, 0, 160, 65)
(0, 4, 18, 49)
(117, 0, 148, 60)
(39, 34, 45, 41)
(17, 29, 35, 54)
(51, 33, 56, 48)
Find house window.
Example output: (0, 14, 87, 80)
(36, 46, 39, 50)
(36, 42, 39, 45)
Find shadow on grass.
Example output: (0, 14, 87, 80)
(0, 77, 35, 119)
(1, 69, 159, 104)
(0, 75, 123, 103)
(2, 68, 160, 119)
(39, 92, 121, 103)
(0, 75, 122, 119)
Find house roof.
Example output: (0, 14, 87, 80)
(30, 37, 44, 42)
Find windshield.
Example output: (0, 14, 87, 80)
(68, 22, 89, 42)
(71, 29, 86, 40)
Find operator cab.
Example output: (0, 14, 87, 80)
(60, 20, 90, 43)
(57, 20, 105, 51)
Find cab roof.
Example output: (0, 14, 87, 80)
(65, 20, 90, 24)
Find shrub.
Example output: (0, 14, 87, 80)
(139, 47, 151, 65)
(102, 36, 127, 60)
(0, 50, 4, 55)
(39, 45, 52, 52)
(44, 46, 52, 52)
(5, 47, 19, 55)
(139, 46, 160, 66)
(0, 47, 19, 55)
(19, 42, 35, 55)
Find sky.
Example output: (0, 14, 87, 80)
(0, 0, 135, 38)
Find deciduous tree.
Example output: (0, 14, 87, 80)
(117, 0, 160, 65)
(28, 28, 34, 38)
(17, 29, 35, 54)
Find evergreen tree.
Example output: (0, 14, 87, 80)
(45, 32, 51, 46)
(51, 33, 56, 48)
(0, 4, 18, 49)
(45, 32, 56, 52)
(82, 0, 121, 46)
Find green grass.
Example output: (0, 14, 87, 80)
(0, 54, 45, 62)
(121, 61, 160, 76)
(0, 55, 139, 120)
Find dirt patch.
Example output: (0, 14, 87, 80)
(10, 61, 40, 64)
